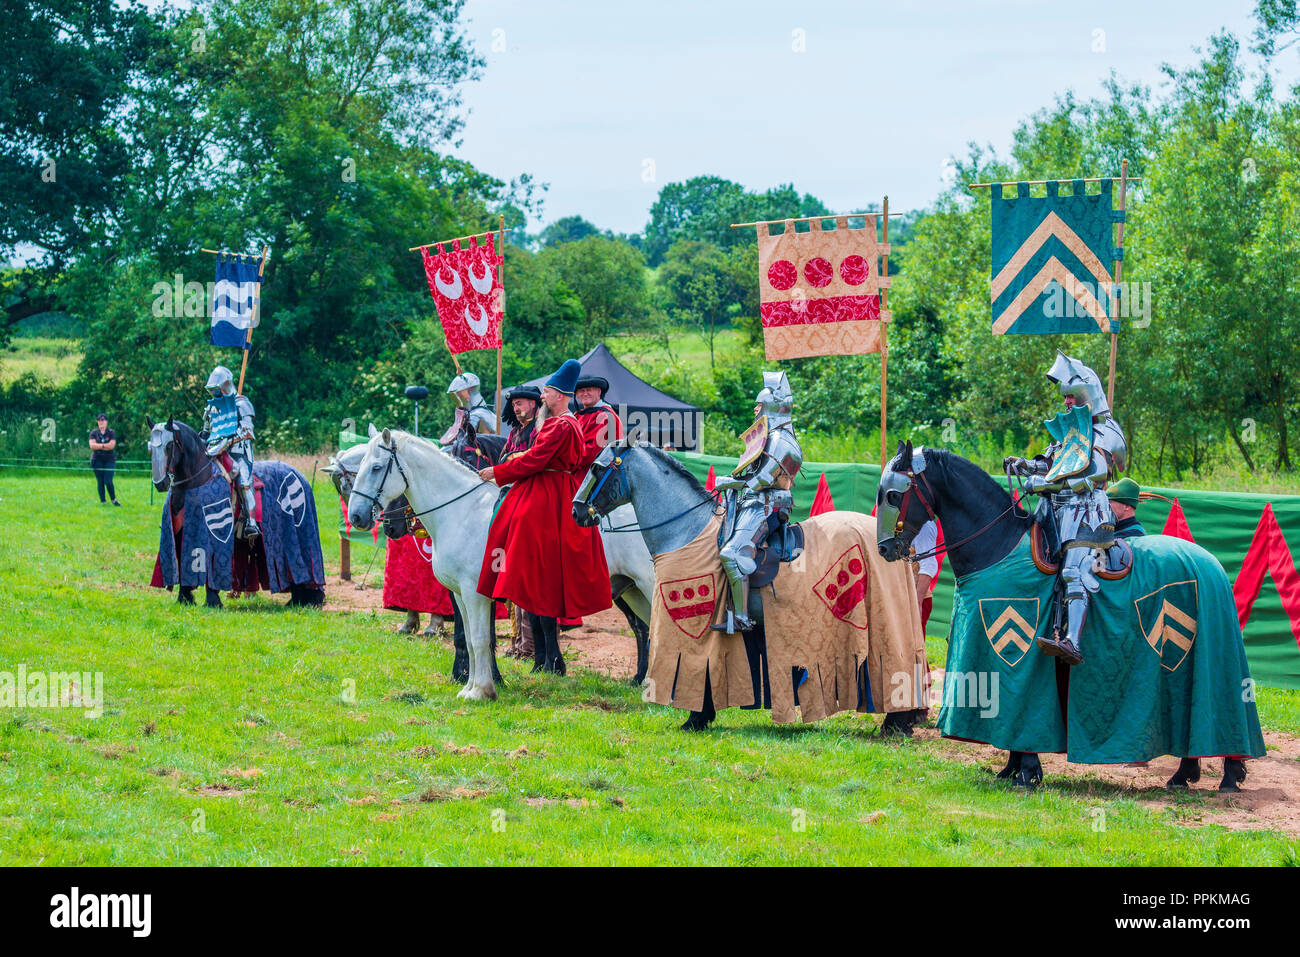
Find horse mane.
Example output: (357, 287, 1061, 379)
(168, 420, 204, 455)
(927, 449, 1030, 519)
(393, 429, 482, 478)
(644, 445, 709, 498)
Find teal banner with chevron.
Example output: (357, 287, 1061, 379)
(990, 179, 1123, 335)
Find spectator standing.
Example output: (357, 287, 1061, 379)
(89, 413, 120, 506)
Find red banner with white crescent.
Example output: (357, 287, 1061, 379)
(755, 216, 890, 360)
(420, 234, 504, 353)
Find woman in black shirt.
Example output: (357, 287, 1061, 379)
(89, 413, 120, 505)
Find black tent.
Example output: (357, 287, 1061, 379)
(499, 343, 703, 451)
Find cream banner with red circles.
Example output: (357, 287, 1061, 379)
(755, 216, 891, 360)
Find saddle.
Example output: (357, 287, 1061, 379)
(717, 492, 806, 590)
(1029, 503, 1132, 581)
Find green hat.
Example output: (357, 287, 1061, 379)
(1107, 477, 1141, 507)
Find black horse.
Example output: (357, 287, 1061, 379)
(149, 417, 325, 609)
(876, 441, 1250, 791)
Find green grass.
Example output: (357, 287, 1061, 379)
(1, 337, 83, 387)
(1, 470, 1298, 865)
(609, 328, 748, 375)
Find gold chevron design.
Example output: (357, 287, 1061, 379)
(979, 598, 1040, 666)
(1144, 601, 1197, 654)
(1134, 580, 1199, 673)
(991, 211, 1113, 300)
(988, 607, 1034, 653)
(992, 257, 1110, 334)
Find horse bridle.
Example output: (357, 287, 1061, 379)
(890, 462, 1024, 563)
(350, 441, 493, 522)
(581, 448, 721, 534)
(161, 429, 212, 490)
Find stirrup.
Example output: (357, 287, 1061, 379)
(1035, 633, 1082, 666)
(710, 608, 753, 634)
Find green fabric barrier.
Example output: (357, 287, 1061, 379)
(940, 534, 1265, 762)
(338, 430, 387, 548)
(671, 451, 1300, 690)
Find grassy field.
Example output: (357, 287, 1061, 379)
(2, 469, 1299, 865)
(1, 337, 83, 387)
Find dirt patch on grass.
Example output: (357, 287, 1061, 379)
(918, 726, 1300, 836)
(418, 786, 494, 802)
(557, 607, 639, 681)
(195, 783, 253, 797)
(315, 581, 642, 682)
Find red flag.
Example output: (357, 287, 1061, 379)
(809, 473, 835, 515)
(1233, 504, 1300, 647)
(705, 465, 716, 491)
(755, 218, 888, 360)
(1161, 497, 1195, 541)
(420, 234, 503, 353)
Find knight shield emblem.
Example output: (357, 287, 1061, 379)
(813, 545, 869, 629)
(202, 498, 235, 544)
(979, 597, 1040, 666)
(440, 407, 468, 445)
(1134, 580, 1199, 672)
(1043, 405, 1094, 482)
(206, 394, 240, 441)
(276, 474, 307, 527)
(733, 415, 769, 475)
(658, 574, 716, 640)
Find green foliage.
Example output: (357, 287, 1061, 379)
(642, 176, 830, 266)
(539, 216, 600, 248)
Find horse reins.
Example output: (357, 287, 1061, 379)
(161, 432, 216, 490)
(588, 452, 722, 533)
(348, 442, 494, 523)
(898, 464, 1025, 563)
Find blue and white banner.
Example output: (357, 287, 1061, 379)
(210, 256, 261, 348)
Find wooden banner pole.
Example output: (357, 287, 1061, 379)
(1107, 158, 1128, 412)
(880, 196, 890, 470)
(496, 214, 505, 435)
(236, 245, 269, 396)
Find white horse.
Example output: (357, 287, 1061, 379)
(346, 427, 654, 700)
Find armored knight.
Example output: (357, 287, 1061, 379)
(447, 372, 498, 434)
(201, 365, 260, 539)
(712, 371, 803, 633)
(1004, 351, 1128, 666)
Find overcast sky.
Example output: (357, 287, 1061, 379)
(450, 0, 1299, 232)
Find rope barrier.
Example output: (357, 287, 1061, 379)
(0, 456, 151, 463)
(0, 462, 152, 473)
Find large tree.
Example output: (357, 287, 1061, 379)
(0, 0, 166, 331)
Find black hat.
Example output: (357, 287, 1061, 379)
(575, 375, 609, 397)
(96, 413, 108, 420)
(502, 385, 542, 429)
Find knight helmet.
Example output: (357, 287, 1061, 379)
(755, 371, 793, 430)
(1046, 351, 1109, 418)
(447, 372, 483, 407)
(206, 365, 235, 398)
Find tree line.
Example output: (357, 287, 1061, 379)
(3, 1, 1300, 480)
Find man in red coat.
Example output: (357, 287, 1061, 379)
(574, 374, 624, 469)
(476, 359, 612, 673)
